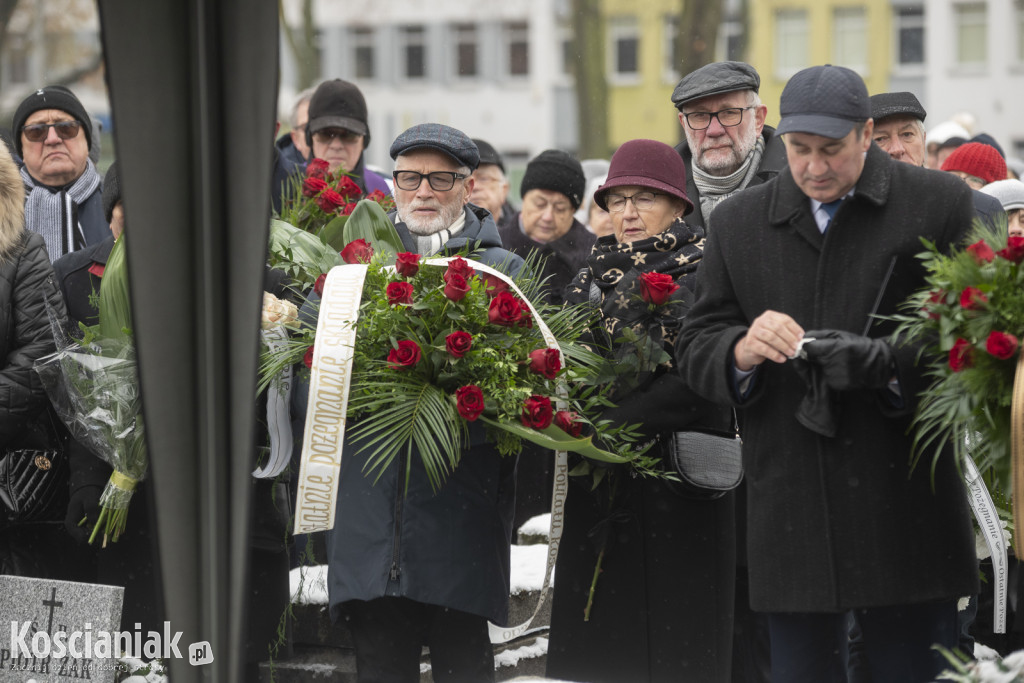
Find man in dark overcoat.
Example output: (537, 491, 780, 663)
(677, 64, 979, 683)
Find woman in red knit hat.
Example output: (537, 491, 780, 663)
(940, 141, 1008, 189)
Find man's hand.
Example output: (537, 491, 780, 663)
(802, 329, 896, 390)
(734, 311, 804, 371)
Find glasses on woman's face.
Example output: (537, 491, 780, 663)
(392, 170, 467, 192)
(682, 106, 754, 130)
(21, 120, 81, 143)
(604, 191, 664, 213)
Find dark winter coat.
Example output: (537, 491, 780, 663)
(53, 234, 114, 329)
(675, 124, 787, 230)
(324, 205, 524, 625)
(497, 213, 595, 306)
(547, 221, 735, 683)
(677, 143, 980, 613)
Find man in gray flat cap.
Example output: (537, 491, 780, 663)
(870, 91, 1003, 230)
(677, 65, 978, 683)
(323, 123, 522, 683)
(671, 61, 787, 229)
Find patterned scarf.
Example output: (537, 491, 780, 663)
(565, 219, 704, 369)
(21, 160, 101, 262)
(692, 136, 765, 222)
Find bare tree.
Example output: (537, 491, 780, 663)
(673, 0, 723, 143)
(279, 0, 318, 90)
(571, 0, 608, 159)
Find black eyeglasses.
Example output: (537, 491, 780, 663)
(393, 170, 467, 192)
(22, 120, 81, 143)
(682, 107, 754, 130)
(605, 191, 664, 213)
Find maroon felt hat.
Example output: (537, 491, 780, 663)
(595, 139, 694, 215)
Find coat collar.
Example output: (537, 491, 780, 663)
(768, 142, 892, 232)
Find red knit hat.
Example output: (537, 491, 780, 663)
(940, 142, 1007, 185)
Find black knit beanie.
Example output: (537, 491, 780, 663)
(12, 85, 92, 158)
(520, 149, 586, 209)
(102, 161, 121, 224)
(305, 79, 371, 150)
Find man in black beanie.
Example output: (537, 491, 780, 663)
(12, 85, 106, 261)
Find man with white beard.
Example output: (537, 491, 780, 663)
(323, 123, 523, 683)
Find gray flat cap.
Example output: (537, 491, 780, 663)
(870, 92, 926, 123)
(390, 123, 480, 170)
(671, 61, 760, 110)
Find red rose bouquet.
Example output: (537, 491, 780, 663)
(890, 220, 1024, 498)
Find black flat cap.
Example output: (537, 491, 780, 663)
(777, 65, 869, 139)
(671, 61, 760, 110)
(390, 123, 480, 170)
(472, 138, 504, 172)
(869, 92, 926, 123)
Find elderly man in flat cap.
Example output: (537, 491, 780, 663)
(12, 85, 106, 261)
(671, 61, 787, 229)
(870, 91, 1003, 228)
(678, 65, 979, 683)
(322, 124, 522, 683)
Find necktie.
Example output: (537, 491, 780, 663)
(821, 199, 843, 232)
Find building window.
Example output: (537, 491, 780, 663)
(895, 6, 925, 67)
(775, 9, 809, 77)
(504, 21, 529, 77)
(663, 15, 681, 82)
(452, 23, 478, 78)
(400, 25, 427, 79)
(609, 16, 640, 82)
(717, 19, 744, 63)
(1017, 1, 1024, 63)
(832, 7, 867, 74)
(954, 3, 987, 66)
(352, 27, 375, 80)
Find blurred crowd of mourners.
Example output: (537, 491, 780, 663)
(2, 58, 1023, 683)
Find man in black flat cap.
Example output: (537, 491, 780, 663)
(671, 61, 787, 229)
(12, 85, 106, 261)
(321, 123, 522, 683)
(469, 138, 514, 227)
(677, 65, 979, 683)
(870, 91, 1003, 229)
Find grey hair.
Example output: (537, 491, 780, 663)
(290, 86, 317, 128)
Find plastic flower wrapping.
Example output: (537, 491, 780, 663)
(36, 236, 146, 546)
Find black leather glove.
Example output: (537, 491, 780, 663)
(65, 485, 102, 545)
(802, 330, 896, 391)
(790, 357, 838, 438)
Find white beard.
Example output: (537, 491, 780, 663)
(400, 198, 465, 236)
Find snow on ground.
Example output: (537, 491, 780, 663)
(495, 637, 549, 669)
(510, 543, 552, 594)
(518, 513, 551, 540)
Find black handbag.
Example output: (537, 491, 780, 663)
(668, 413, 743, 500)
(0, 407, 69, 524)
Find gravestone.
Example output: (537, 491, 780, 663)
(0, 575, 123, 683)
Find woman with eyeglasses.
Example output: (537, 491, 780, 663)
(547, 139, 736, 683)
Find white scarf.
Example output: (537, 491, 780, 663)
(20, 160, 101, 262)
(409, 209, 467, 256)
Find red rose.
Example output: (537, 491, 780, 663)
(455, 385, 485, 421)
(517, 298, 533, 328)
(445, 331, 473, 358)
(387, 340, 421, 370)
(337, 176, 362, 201)
(986, 330, 1019, 360)
(302, 176, 328, 198)
(966, 240, 995, 264)
(341, 239, 374, 264)
(396, 252, 420, 278)
(488, 291, 523, 326)
(520, 394, 553, 430)
(367, 189, 387, 203)
(314, 273, 327, 297)
(444, 273, 472, 301)
(477, 271, 510, 297)
(949, 338, 975, 372)
(303, 346, 314, 369)
(959, 286, 988, 310)
(639, 272, 680, 305)
(306, 158, 330, 179)
(923, 289, 944, 319)
(555, 410, 583, 437)
(998, 236, 1024, 264)
(340, 203, 357, 216)
(528, 348, 561, 379)
(386, 281, 414, 306)
(316, 189, 345, 213)
(444, 257, 475, 284)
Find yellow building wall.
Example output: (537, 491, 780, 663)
(747, 0, 892, 127)
(604, 0, 685, 155)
